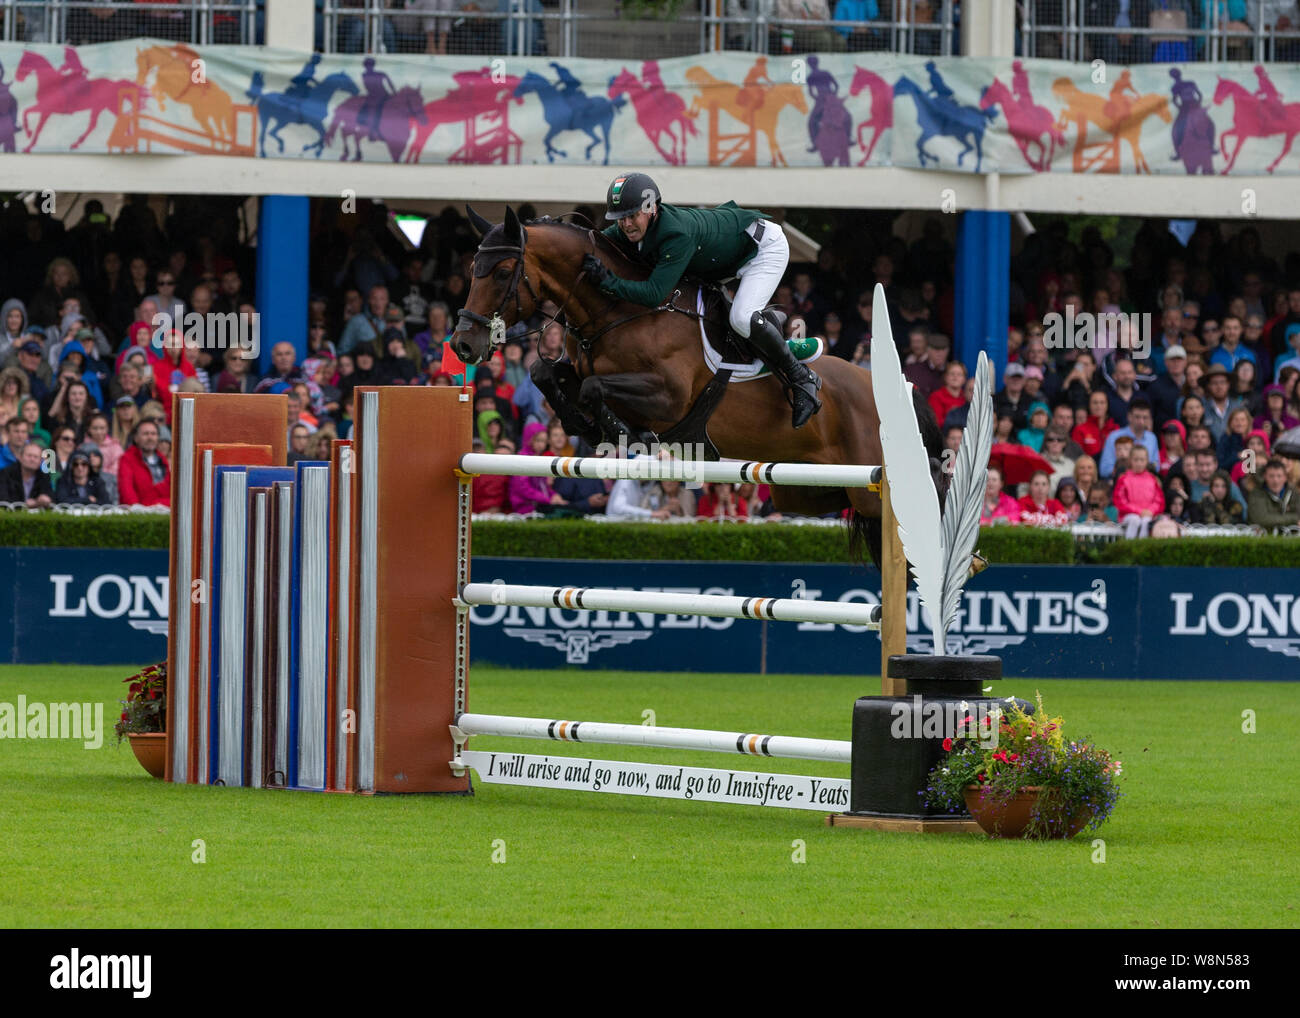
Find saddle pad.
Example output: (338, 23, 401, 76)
(696, 289, 824, 382)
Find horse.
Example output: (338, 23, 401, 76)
(405, 70, 522, 164)
(17, 51, 144, 153)
(849, 67, 893, 165)
(1052, 79, 1171, 173)
(136, 44, 238, 144)
(684, 66, 807, 167)
(449, 207, 946, 569)
(608, 67, 697, 166)
(514, 70, 625, 164)
(246, 70, 358, 158)
(894, 76, 997, 171)
(326, 85, 426, 162)
(978, 77, 1063, 172)
(1213, 77, 1300, 174)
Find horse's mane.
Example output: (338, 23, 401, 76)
(522, 217, 650, 281)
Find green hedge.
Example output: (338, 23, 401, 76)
(0, 509, 1071, 564)
(0, 510, 1292, 567)
(1091, 536, 1300, 568)
(0, 510, 169, 549)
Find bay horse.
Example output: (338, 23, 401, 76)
(450, 206, 944, 568)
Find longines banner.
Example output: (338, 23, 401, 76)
(6, 548, 1299, 678)
(0, 41, 1298, 174)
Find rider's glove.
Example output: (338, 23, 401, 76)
(582, 254, 610, 287)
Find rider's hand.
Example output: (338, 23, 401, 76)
(582, 254, 609, 286)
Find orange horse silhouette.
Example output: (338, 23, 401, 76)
(135, 43, 242, 145)
(684, 62, 807, 167)
(1052, 77, 1171, 173)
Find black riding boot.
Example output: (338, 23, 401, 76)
(747, 309, 822, 429)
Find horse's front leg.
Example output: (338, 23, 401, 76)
(530, 359, 601, 448)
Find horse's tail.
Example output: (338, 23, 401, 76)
(611, 95, 628, 112)
(849, 382, 946, 569)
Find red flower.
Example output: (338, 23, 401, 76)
(942, 738, 953, 752)
(147, 690, 157, 700)
(120, 711, 128, 721)
(1009, 753, 1020, 762)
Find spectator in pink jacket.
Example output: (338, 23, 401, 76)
(508, 421, 564, 515)
(980, 465, 1020, 524)
(1113, 445, 1165, 538)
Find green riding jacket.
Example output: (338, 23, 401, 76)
(599, 201, 770, 307)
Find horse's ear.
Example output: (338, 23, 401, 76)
(503, 205, 522, 243)
(466, 204, 493, 239)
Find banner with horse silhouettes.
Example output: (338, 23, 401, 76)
(0, 41, 1297, 175)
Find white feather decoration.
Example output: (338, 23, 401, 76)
(938, 351, 995, 634)
(868, 284, 946, 655)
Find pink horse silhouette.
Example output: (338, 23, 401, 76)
(608, 65, 697, 165)
(849, 67, 892, 166)
(980, 76, 1064, 171)
(406, 68, 522, 164)
(17, 51, 144, 153)
(1213, 76, 1300, 174)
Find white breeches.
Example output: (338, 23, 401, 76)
(729, 221, 790, 338)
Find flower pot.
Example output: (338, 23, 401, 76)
(963, 785, 1092, 839)
(127, 732, 167, 779)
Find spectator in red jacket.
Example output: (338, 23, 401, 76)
(1017, 470, 1070, 527)
(118, 418, 170, 506)
(472, 436, 515, 513)
(927, 360, 967, 427)
(1071, 389, 1120, 459)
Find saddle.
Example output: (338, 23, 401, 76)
(693, 281, 821, 378)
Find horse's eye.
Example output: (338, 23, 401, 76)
(495, 265, 513, 283)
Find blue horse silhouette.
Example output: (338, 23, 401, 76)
(894, 75, 997, 172)
(247, 70, 359, 158)
(513, 68, 626, 164)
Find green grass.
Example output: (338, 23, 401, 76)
(2, 665, 1296, 928)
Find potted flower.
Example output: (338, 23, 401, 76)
(115, 662, 167, 779)
(923, 693, 1122, 839)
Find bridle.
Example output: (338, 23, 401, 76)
(455, 227, 541, 354)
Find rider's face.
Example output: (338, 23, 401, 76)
(618, 209, 654, 243)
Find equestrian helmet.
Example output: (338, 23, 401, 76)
(605, 172, 661, 220)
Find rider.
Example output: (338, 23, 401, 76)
(285, 53, 322, 103)
(1253, 65, 1284, 134)
(551, 62, 585, 97)
(581, 172, 822, 429)
(1011, 59, 1031, 105)
(804, 55, 838, 153)
(358, 57, 395, 142)
(924, 61, 954, 103)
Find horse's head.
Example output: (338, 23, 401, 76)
(513, 72, 542, 98)
(398, 85, 426, 120)
(609, 69, 637, 98)
(16, 51, 43, 82)
(979, 78, 1002, 110)
(1212, 76, 1233, 105)
(849, 67, 869, 97)
(453, 205, 535, 365)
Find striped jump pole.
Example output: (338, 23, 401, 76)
(458, 453, 882, 489)
(452, 713, 853, 765)
(456, 582, 883, 629)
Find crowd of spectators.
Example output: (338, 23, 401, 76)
(2, 196, 1298, 536)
